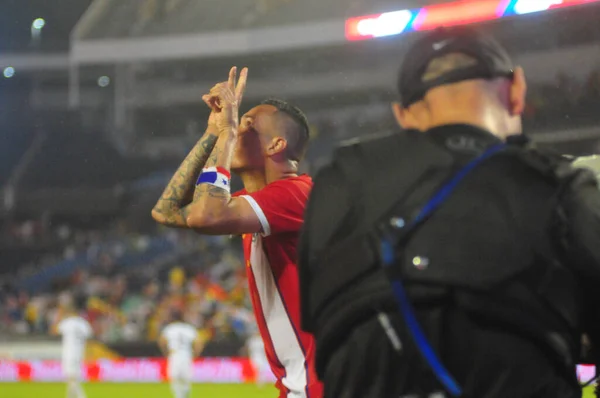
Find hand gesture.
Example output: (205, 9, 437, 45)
(203, 66, 248, 136)
(202, 92, 220, 129)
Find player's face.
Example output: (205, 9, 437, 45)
(231, 105, 279, 173)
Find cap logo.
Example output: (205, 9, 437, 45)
(432, 39, 453, 51)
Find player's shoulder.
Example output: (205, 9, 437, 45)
(178, 322, 195, 332)
(162, 323, 174, 335)
(164, 322, 195, 334)
(57, 318, 68, 330)
(185, 324, 198, 336)
(59, 316, 75, 327)
(264, 174, 313, 195)
(232, 188, 247, 198)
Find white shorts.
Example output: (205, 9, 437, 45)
(167, 359, 193, 382)
(62, 360, 83, 380)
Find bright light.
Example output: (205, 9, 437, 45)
(369, 10, 413, 38)
(346, 0, 600, 41)
(346, 10, 413, 40)
(3, 67, 15, 79)
(32, 18, 46, 30)
(514, 0, 561, 14)
(98, 76, 111, 87)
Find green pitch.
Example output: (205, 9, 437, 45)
(1, 382, 277, 398)
(1, 382, 595, 397)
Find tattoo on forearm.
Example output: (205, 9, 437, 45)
(200, 136, 217, 160)
(194, 184, 230, 199)
(153, 134, 218, 226)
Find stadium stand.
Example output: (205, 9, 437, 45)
(2, 0, 600, 371)
(0, 221, 253, 353)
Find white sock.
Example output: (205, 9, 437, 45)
(66, 381, 75, 398)
(67, 380, 86, 398)
(170, 381, 179, 398)
(181, 382, 191, 398)
(74, 381, 87, 398)
(171, 380, 190, 398)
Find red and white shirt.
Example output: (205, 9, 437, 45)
(235, 175, 323, 398)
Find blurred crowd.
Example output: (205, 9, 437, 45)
(0, 222, 256, 347)
(524, 70, 600, 128)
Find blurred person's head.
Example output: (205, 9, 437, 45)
(170, 309, 185, 323)
(231, 98, 310, 177)
(144, 280, 160, 298)
(392, 27, 527, 140)
(58, 291, 73, 308)
(61, 295, 87, 316)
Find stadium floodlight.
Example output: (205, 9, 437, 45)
(3, 67, 15, 78)
(32, 18, 46, 30)
(97, 76, 110, 87)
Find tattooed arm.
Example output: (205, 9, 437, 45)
(183, 68, 263, 235)
(184, 129, 261, 235)
(152, 66, 262, 235)
(151, 129, 219, 228)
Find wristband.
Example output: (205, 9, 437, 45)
(196, 167, 231, 192)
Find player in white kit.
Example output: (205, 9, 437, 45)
(55, 302, 93, 398)
(247, 331, 270, 387)
(159, 311, 204, 398)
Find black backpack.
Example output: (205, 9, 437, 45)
(304, 130, 598, 395)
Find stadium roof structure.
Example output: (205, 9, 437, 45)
(68, 0, 600, 65)
(0, 0, 92, 53)
(71, 0, 428, 40)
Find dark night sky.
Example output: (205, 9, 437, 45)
(0, 0, 93, 52)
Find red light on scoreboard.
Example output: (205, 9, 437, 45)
(414, 0, 505, 31)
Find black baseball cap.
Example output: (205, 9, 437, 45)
(398, 26, 515, 108)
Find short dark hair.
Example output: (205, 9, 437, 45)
(171, 310, 185, 323)
(261, 98, 310, 162)
(74, 296, 87, 312)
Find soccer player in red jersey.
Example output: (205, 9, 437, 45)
(152, 67, 323, 398)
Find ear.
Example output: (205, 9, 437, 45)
(510, 66, 527, 116)
(391, 102, 419, 130)
(266, 136, 288, 157)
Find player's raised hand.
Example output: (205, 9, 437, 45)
(201, 67, 247, 131)
(231, 65, 248, 106)
(202, 94, 218, 129)
(208, 67, 248, 136)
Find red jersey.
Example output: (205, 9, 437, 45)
(235, 175, 323, 398)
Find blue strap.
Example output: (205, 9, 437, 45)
(412, 143, 506, 225)
(381, 143, 506, 397)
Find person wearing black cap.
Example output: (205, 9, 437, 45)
(298, 26, 600, 398)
